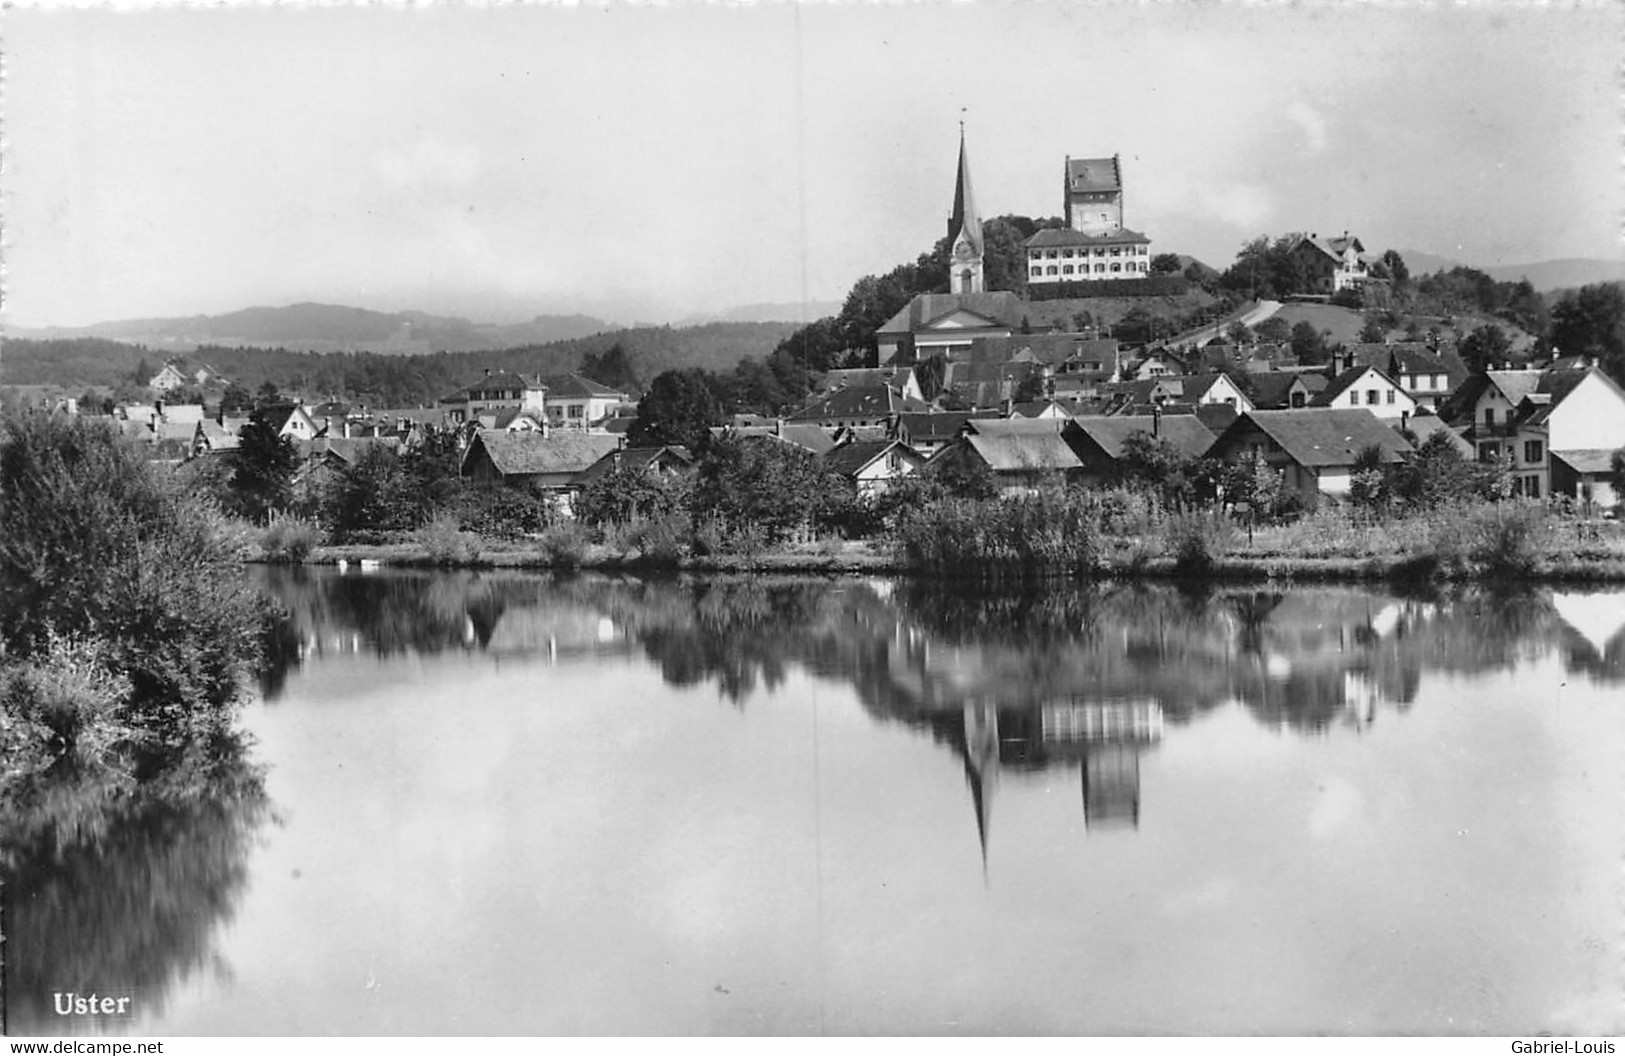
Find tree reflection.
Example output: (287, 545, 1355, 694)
(1, 734, 269, 1035)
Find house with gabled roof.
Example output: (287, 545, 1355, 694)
(893, 410, 1002, 457)
(1467, 366, 1625, 500)
(1241, 371, 1321, 410)
(574, 445, 695, 488)
(817, 366, 924, 402)
(1209, 409, 1412, 510)
(710, 420, 839, 456)
(1311, 364, 1418, 421)
(460, 432, 620, 491)
(439, 369, 548, 426)
(823, 438, 927, 495)
(929, 418, 1090, 494)
(1068, 414, 1217, 485)
(541, 373, 631, 431)
(1173, 373, 1254, 413)
(787, 383, 930, 430)
(1287, 231, 1370, 294)
(259, 402, 321, 441)
(1334, 343, 1461, 408)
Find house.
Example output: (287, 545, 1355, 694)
(1551, 450, 1621, 510)
(1286, 232, 1370, 294)
(148, 363, 191, 393)
(1310, 364, 1419, 420)
(930, 418, 1089, 494)
(786, 384, 929, 430)
(1009, 400, 1071, 420)
(574, 445, 695, 488)
(540, 374, 631, 431)
(294, 436, 404, 497)
(711, 420, 839, 456)
(259, 402, 321, 441)
(1173, 373, 1254, 413)
(1069, 414, 1217, 485)
(817, 366, 924, 403)
(459, 432, 620, 491)
(893, 410, 1002, 457)
(823, 439, 927, 495)
(1480, 367, 1625, 499)
(1126, 349, 1188, 380)
(439, 370, 547, 426)
(1209, 409, 1412, 510)
(1242, 371, 1326, 410)
(1444, 368, 1544, 439)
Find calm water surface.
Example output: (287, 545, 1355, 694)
(7, 570, 1624, 1035)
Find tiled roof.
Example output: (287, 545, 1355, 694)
(1072, 414, 1216, 460)
(895, 411, 998, 443)
(718, 423, 839, 455)
(574, 445, 693, 486)
(1024, 227, 1150, 249)
(1312, 365, 1399, 406)
(817, 367, 916, 392)
(877, 291, 1026, 335)
(1225, 409, 1411, 468)
(787, 384, 929, 422)
(1401, 414, 1473, 456)
(1065, 156, 1121, 194)
(823, 439, 916, 478)
(464, 432, 619, 477)
(961, 419, 1084, 472)
(1243, 372, 1312, 409)
(1552, 448, 1620, 475)
(542, 373, 630, 399)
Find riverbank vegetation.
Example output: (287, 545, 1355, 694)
(0, 413, 274, 859)
(199, 405, 1625, 583)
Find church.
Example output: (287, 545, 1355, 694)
(875, 132, 1153, 364)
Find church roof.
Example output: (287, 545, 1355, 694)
(876, 291, 1026, 336)
(1066, 156, 1121, 194)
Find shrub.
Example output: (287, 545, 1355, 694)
(891, 488, 1101, 579)
(260, 512, 322, 563)
(414, 513, 481, 566)
(1469, 501, 1545, 576)
(537, 521, 592, 567)
(0, 413, 271, 753)
(1163, 509, 1236, 574)
(0, 634, 133, 761)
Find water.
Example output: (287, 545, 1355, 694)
(7, 569, 1623, 1035)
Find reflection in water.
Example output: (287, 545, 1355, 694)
(1, 738, 268, 1034)
(251, 567, 1611, 859)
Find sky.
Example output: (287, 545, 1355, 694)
(3, 1, 1623, 329)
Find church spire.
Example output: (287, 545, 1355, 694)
(947, 121, 985, 293)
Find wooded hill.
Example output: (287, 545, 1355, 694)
(2, 321, 801, 408)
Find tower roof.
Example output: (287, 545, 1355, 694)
(949, 130, 984, 254)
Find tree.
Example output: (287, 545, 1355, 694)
(1150, 253, 1182, 276)
(1358, 316, 1387, 344)
(132, 358, 154, 387)
(1120, 430, 1198, 510)
(219, 383, 254, 415)
(574, 464, 693, 528)
(1380, 249, 1410, 288)
(254, 381, 283, 408)
(1459, 324, 1513, 373)
(1290, 321, 1331, 365)
(1609, 447, 1625, 510)
(229, 408, 299, 523)
(1254, 316, 1291, 345)
(692, 437, 837, 543)
(1224, 449, 1284, 518)
(1550, 282, 1625, 378)
(627, 369, 724, 450)
(579, 342, 641, 395)
(325, 445, 419, 540)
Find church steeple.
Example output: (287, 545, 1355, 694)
(947, 123, 985, 294)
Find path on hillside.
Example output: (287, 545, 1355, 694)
(1172, 299, 1282, 348)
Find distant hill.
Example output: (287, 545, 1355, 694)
(7, 302, 618, 355)
(675, 301, 844, 326)
(0, 321, 803, 406)
(1395, 252, 1625, 292)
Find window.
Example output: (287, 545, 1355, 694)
(1047, 266, 1058, 275)
(1484, 407, 1496, 426)
(1478, 442, 1500, 462)
(1096, 264, 1106, 273)
(1111, 263, 1121, 273)
(567, 405, 583, 419)
(1523, 439, 1543, 463)
(1062, 265, 1074, 275)
(1386, 389, 1395, 404)
(1046, 250, 1059, 259)
(1366, 390, 1379, 405)
(1062, 249, 1074, 258)
(1526, 476, 1541, 498)
(1291, 392, 1307, 408)
(1031, 267, 1042, 279)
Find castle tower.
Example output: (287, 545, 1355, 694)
(947, 128, 985, 294)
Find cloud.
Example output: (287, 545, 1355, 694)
(1287, 101, 1329, 153)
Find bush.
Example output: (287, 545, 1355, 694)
(414, 513, 482, 566)
(0, 413, 271, 754)
(1469, 501, 1545, 576)
(452, 482, 557, 540)
(0, 634, 133, 762)
(260, 512, 322, 563)
(1163, 509, 1236, 574)
(537, 521, 592, 567)
(891, 488, 1102, 579)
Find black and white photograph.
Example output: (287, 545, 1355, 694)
(2, 0, 1624, 1041)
